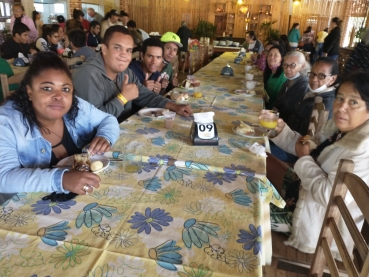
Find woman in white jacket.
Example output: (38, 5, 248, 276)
(266, 71, 369, 260)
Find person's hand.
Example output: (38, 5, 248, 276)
(89, 136, 111, 155)
(121, 74, 139, 102)
(259, 111, 285, 135)
(166, 102, 192, 116)
(295, 137, 311, 157)
(153, 76, 162, 93)
(172, 73, 178, 87)
(30, 49, 37, 55)
(161, 76, 169, 89)
(62, 171, 100, 195)
(143, 73, 155, 91)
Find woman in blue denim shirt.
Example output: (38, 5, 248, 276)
(0, 52, 119, 195)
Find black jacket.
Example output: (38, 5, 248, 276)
(0, 38, 31, 59)
(274, 75, 309, 121)
(286, 88, 336, 135)
(176, 26, 192, 52)
(322, 27, 340, 56)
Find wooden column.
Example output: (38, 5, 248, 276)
(69, 0, 82, 19)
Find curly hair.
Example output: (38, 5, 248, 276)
(6, 51, 79, 132)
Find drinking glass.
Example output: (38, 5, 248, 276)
(123, 154, 142, 173)
(259, 110, 279, 130)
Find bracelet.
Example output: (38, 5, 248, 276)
(117, 94, 128, 104)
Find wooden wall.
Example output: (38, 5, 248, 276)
(125, 0, 211, 34)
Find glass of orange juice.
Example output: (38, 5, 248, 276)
(259, 110, 279, 129)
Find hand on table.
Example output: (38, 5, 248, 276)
(120, 74, 139, 102)
(89, 136, 111, 155)
(62, 171, 100, 195)
(295, 137, 311, 157)
(166, 102, 193, 116)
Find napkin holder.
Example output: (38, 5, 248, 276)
(13, 53, 29, 67)
(220, 63, 234, 76)
(234, 56, 242, 64)
(190, 112, 219, 146)
(238, 51, 246, 57)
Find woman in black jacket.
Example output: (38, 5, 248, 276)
(322, 17, 342, 61)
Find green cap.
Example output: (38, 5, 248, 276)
(160, 32, 183, 48)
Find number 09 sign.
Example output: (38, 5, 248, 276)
(197, 123, 215, 139)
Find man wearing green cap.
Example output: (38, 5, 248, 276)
(158, 32, 182, 94)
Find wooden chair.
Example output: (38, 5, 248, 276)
(1, 73, 25, 100)
(188, 49, 200, 75)
(308, 96, 329, 137)
(310, 159, 369, 277)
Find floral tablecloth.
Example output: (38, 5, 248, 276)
(0, 53, 284, 277)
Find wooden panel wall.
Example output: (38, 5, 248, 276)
(126, 0, 211, 34)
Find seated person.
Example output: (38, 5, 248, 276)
(52, 24, 69, 52)
(285, 57, 338, 135)
(35, 26, 59, 52)
(100, 9, 122, 38)
(68, 29, 96, 60)
(0, 58, 19, 102)
(0, 51, 119, 194)
(87, 20, 102, 48)
(241, 31, 264, 53)
(158, 32, 181, 94)
(252, 41, 276, 72)
(271, 51, 310, 163)
(128, 37, 163, 93)
(264, 45, 287, 109)
(129, 29, 143, 60)
(72, 26, 192, 122)
(274, 51, 310, 121)
(266, 71, 369, 260)
(127, 20, 150, 41)
(1, 23, 36, 59)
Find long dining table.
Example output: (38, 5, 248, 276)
(0, 52, 284, 277)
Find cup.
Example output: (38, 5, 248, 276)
(259, 110, 280, 130)
(163, 111, 176, 129)
(123, 153, 142, 173)
(245, 65, 252, 72)
(245, 81, 256, 90)
(245, 73, 254, 81)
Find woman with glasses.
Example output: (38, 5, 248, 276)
(281, 57, 338, 136)
(264, 45, 287, 109)
(35, 26, 59, 52)
(10, 4, 38, 43)
(266, 71, 369, 260)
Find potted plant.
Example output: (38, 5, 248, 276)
(194, 20, 216, 41)
(260, 21, 280, 42)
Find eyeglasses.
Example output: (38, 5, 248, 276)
(13, 9, 22, 12)
(307, 72, 332, 80)
(282, 63, 297, 69)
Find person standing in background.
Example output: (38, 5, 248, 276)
(87, 8, 103, 24)
(322, 17, 342, 61)
(314, 28, 328, 62)
(302, 26, 315, 64)
(10, 4, 38, 43)
(32, 11, 43, 37)
(176, 21, 192, 73)
(288, 23, 300, 50)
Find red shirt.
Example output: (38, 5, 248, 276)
(82, 19, 90, 31)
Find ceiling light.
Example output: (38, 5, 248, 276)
(293, 0, 301, 5)
(238, 0, 243, 4)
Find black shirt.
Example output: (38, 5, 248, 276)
(1, 38, 31, 59)
(49, 122, 81, 167)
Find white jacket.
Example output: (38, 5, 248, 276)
(271, 119, 369, 260)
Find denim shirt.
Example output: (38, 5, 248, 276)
(0, 97, 119, 193)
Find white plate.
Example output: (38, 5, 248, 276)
(138, 108, 167, 118)
(241, 80, 261, 85)
(57, 154, 110, 173)
(234, 89, 257, 97)
(232, 126, 267, 138)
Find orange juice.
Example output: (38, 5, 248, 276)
(259, 120, 277, 129)
(193, 92, 202, 98)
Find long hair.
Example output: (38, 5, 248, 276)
(32, 11, 40, 28)
(289, 23, 299, 34)
(263, 45, 285, 84)
(5, 52, 79, 132)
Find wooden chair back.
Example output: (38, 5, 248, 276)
(308, 96, 329, 136)
(310, 159, 369, 277)
(188, 49, 200, 75)
(0, 73, 25, 101)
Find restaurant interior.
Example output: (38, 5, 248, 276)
(0, 0, 369, 277)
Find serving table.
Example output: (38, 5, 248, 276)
(0, 52, 284, 277)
